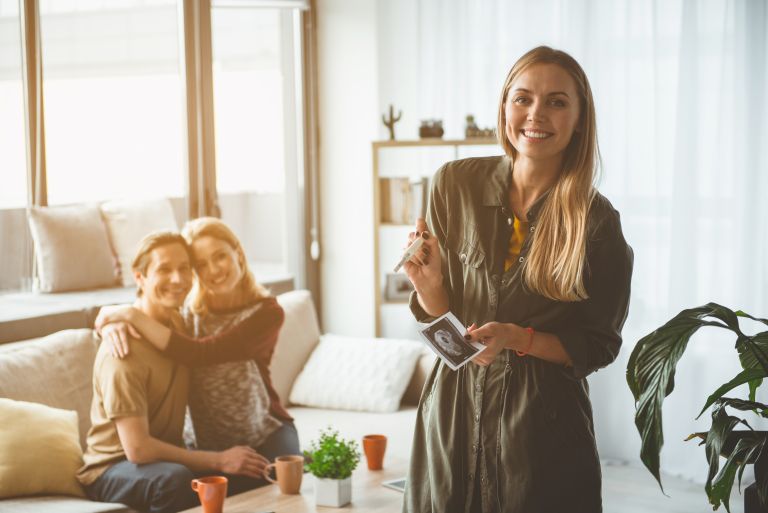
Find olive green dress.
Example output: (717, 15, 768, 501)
(404, 156, 634, 513)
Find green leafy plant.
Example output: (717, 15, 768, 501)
(303, 427, 361, 480)
(627, 303, 768, 512)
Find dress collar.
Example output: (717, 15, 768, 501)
(481, 155, 552, 222)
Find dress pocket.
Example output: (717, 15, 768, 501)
(446, 233, 486, 269)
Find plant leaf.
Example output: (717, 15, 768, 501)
(704, 404, 740, 509)
(626, 303, 740, 488)
(737, 332, 768, 375)
(697, 370, 768, 419)
(709, 434, 766, 512)
(710, 397, 768, 419)
(735, 311, 768, 326)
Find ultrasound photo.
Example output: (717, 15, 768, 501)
(419, 312, 486, 370)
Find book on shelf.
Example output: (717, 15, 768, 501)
(380, 177, 430, 225)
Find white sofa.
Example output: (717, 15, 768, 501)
(0, 290, 433, 512)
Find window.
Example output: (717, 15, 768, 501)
(39, 0, 186, 205)
(0, 0, 27, 209)
(210, 3, 305, 279)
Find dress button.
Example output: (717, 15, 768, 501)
(469, 473, 474, 481)
(460, 253, 467, 263)
(472, 444, 478, 453)
(475, 413, 480, 422)
(518, 256, 524, 263)
(475, 384, 482, 392)
(529, 225, 535, 232)
(507, 217, 513, 226)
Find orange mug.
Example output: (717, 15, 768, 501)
(264, 455, 304, 494)
(191, 476, 228, 513)
(363, 434, 387, 470)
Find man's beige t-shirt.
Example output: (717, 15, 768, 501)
(77, 338, 190, 485)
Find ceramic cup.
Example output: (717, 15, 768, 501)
(191, 476, 228, 513)
(363, 434, 388, 470)
(264, 455, 304, 494)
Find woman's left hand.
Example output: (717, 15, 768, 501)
(466, 321, 514, 366)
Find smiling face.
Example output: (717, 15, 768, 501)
(504, 63, 581, 165)
(134, 243, 193, 310)
(191, 235, 245, 296)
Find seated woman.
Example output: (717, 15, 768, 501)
(97, 217, 299, 494)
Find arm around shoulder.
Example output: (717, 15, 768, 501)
(165, 297, 285, 366)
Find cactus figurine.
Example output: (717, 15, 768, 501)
(381, 104, 402, 140)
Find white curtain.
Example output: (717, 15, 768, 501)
(378, 0, 768, 483)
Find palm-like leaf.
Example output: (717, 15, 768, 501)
(703, 400, 768, 512)
(626, 303, 768, 489)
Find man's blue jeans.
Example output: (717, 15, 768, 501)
(85, 421, 301, 512)
(85, 460, 197, 513)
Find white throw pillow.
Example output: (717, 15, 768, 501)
(27, 204, 118, 292)
(289, 334, 423, 413)
(100, 199, 178, 286)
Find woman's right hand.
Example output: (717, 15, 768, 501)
(403, 218, 442, 292)
(101, 322, 140, 359)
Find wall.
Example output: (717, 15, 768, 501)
(316, 0, 379, 336)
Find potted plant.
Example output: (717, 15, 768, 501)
(304, 427, 361, 507)
(627, 303, 768, 512)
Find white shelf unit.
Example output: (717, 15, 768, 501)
(371, 138, 500, 337)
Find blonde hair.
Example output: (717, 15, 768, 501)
(131, 231, 191, 297)
(496, 46, 599, 302)
(183, 217, 269, 316)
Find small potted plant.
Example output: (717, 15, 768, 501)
(304, 427, 361, 507)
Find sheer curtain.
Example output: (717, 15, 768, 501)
(379, 0, 768, 482)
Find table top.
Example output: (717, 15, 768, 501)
(181, 458, 407, 513)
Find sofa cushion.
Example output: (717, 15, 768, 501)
(401, 350, 437, 406)
(0, 399, 85, 499)
(289, 334, 423, 413)
(0, 329, 99, 449)
(100, 198, 179, 287)
(272, 290, 321, 405)
(0, 496, 133, 513)
(27, 204, 118, 292)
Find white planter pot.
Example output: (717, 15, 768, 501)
(315, 476, 352, 507)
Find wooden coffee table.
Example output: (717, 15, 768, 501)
(181, 458, 407, 513)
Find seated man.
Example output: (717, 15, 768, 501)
(77, 232, 267, 513)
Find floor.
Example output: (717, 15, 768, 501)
(603, 461, 746, 513)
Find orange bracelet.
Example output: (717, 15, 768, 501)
(515, 327, 535, 357)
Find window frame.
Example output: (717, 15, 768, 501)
(8, 0, 320, 298)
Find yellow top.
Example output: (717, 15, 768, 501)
(504, 215, 529, 272)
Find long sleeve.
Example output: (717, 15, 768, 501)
(409, 164, 454, 323)
(552, 209, 634, 380)
(164, 298, 285, 368)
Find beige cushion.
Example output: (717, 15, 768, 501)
(0, 398, 85, 498)
(401, 350, 437, 405)
(100, 199, 178, 287)
(271, 290, 321, 405)
(27, 205, 118, 293)
(0, 329, 100, 449)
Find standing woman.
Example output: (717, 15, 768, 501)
(97, 218, 299, 493)
(403, 46, 633, 513)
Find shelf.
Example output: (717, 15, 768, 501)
(372, 138, 497, 148)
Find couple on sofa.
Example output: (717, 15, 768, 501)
(76, 217, 300, 513)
